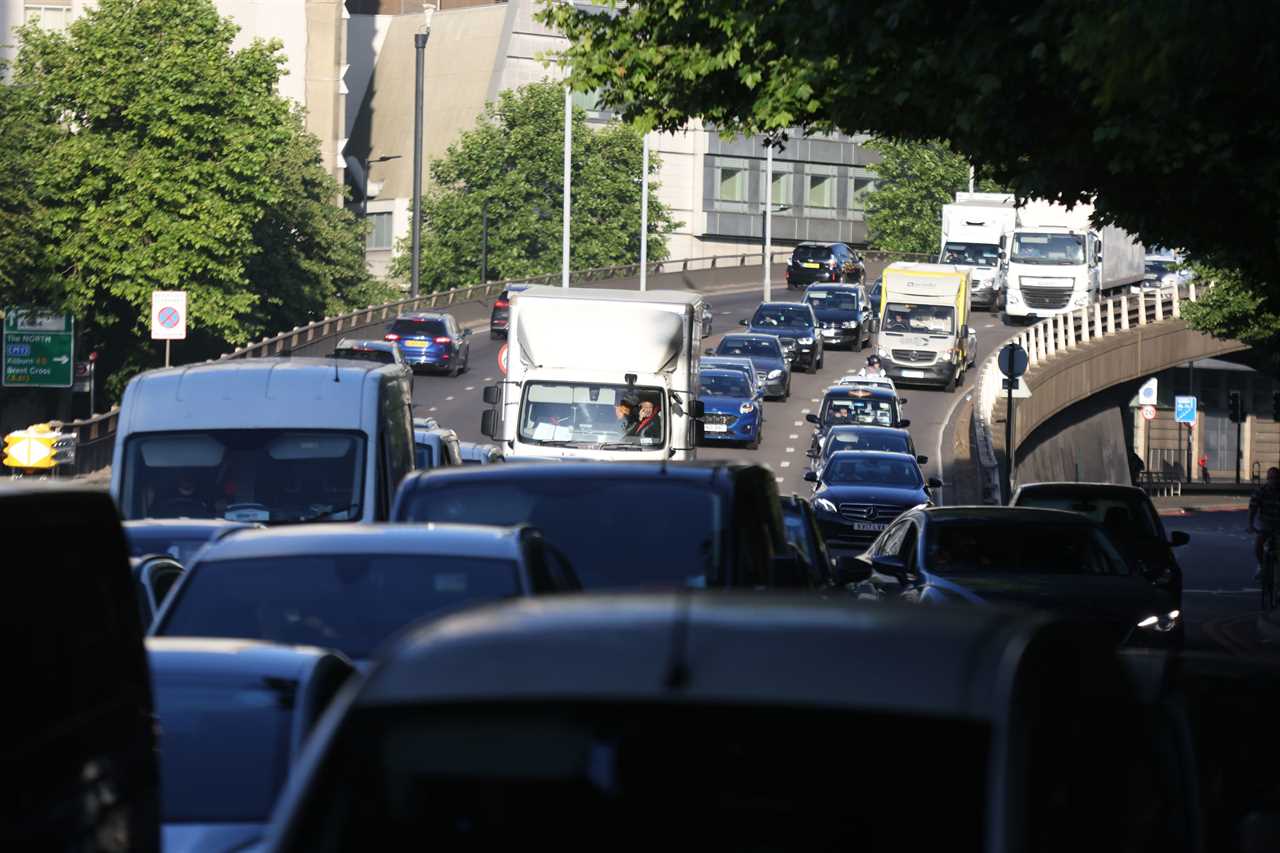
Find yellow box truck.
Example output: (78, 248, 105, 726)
(876, 263, 977, 393)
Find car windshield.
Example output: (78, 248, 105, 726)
(1010, 232, 1085, 264)
(159, 555, 521, 658)
(120, 430, 365, 524)
(518, 382, 666, 449)
(926, 522, 1129, 576)
(805, 290, 860, 311)
(700, 372, 751, 397)
(941, 242, 1000, 267)
(333, 347, 394, 365)
(793, 245, 833, 261)
(823, 456, 921, 487)
(717, 337, 781, 358)
(401, 480, 722, 589)
(153, 679, 294, 823)
(824, 431, 910, 457)
(822, 397, 897, 427)
(881, 303, 955, 335)
(752, 306, 812, 328)
(1013, 493, 1162, 540)
(390, 318, 447, 337)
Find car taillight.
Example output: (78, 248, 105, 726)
(434, 336, 452, 344)
(384, 333, 399, 341)
(494, 299, 509, 309)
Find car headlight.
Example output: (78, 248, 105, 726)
(767, 369, 783, 379)
(877, 346, 889, 357)
(814, 498, 838, 513)
(841, 320, 857, 329)
(1006, 291, 1021, 305)
(1136, 610, 1181, 632)
(738, 402, 755, 414)
(798, 336, 814, 345)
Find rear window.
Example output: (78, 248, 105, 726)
(334, 347, 395, 365)
(926, 522, 1130, 575)
(1013, 492, 1161, 539)
(391, 319, 447, 337)
(793, 245, 833, 261)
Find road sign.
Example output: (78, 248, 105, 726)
(1175, 395, 1197, 424)
(998, 343, 1028, 378)
(151, 291, 187, 341)
(3, 308, 73, 388)
(1141, 405, 1156, 421)
(3, 424, 74, 469)
(498, 343, 509, 376)
(1139, 377, 1158, 406)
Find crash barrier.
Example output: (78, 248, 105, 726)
(972, 282, 1240, 503)
(63, 248, 928, 475)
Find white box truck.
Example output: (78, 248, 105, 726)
(938, 192, 1017, 312)
(480, 286, 705, 461)
(999, 199, 1144, 320)
(876, 263, 977, 393)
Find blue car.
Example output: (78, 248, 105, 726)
(698, 368, 764, 449)
(712, 333, 791, 400)
(384, 312, 472, 376)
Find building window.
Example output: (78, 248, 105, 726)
(770, 172, 792, 206)
(718, 167, 748, 202)
(24, 4, 72, 32)
(367, 213, 394, 251)
(806, 175, 836, 209)
(850, 176, 877, 211)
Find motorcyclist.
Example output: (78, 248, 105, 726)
(859, 354, 887, 378)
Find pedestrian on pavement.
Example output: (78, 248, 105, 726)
(1248, 466, 1280, 583)
(1199, 455, 1211, 483)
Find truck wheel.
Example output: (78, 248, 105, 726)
(817, 351, 825, 370)
(945, 372, 957, 393)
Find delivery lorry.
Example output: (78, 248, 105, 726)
(938, 192, 1017, 312)
(480, 286, 705, 461)
(876, 263, 977, 393)
(998, 199, 1144, 320)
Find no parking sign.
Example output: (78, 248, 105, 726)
(498, 343, 509, 376)
(151, 291, 187, 341)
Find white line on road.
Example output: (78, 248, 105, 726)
(793, 421, 802, 427)
(465, 386, 475, 391)
(800, 408, 811, 414)
(785, 447, 795, 453)
(776, 476, 785, 483)
(429, 407, 437, 412)
(789, 434, 799, 440)
(781, 461, 791, 468)
(446, 396, 454, 401)
(811, 398, 820, 403)
(484, 376, 493, 381)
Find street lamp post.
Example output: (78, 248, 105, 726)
(762, 202, 790, 302)
(361, 155, 401, 220)
(410, 7, 435, 299)
(639, 133, 649, 292)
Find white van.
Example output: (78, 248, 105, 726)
(110, 358, 415, 524)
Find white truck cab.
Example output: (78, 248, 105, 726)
(939, 192, 1016, 312)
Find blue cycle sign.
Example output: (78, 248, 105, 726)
(2, 308, 74, 388)
(1175, 396, 1197, 424)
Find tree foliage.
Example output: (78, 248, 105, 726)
(0, 0, 386, 400)
(541, 0, 1280, 336)
(390, 81, 677, 289)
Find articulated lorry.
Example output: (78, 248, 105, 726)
(480, 286, 705, 461)
(939, 192, 1017, 312)
(998, 199, 1144, 320)
(876, 263, 977, 393)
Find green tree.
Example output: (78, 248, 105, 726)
(390, 81, 677, 288)
(4, 0, 382, 400)
(540, 1, 1280, 337)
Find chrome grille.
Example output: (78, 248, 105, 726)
(1022, 286, 1073, 309)
(837, 503, 911, 522)
(891, 349, 936, 364)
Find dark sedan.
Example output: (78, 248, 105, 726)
(859, 506, 1182, 648)
(808, 424, 922, 476)
(711, 333, 791, 401)
(741, 301, 824, 373)
(804, 450, 936, 551)
(784, 242, 865, 288)
(803, 285, 873, 351)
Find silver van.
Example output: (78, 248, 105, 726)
(110, 358, 415, 523)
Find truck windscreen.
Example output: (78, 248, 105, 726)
(1010, 233, 1085, 264)
(519, 382, 666, 449)
(941, 242, 999, 267)
(881, 303, 954, 335)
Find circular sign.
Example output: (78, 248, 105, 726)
(497, 343, 509, 376)
(998, 343, 1028, 379)
(1141, 405, 1156, 421)
(157, 306, 181, 329)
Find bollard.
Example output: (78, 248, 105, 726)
(1120, 295, 1130, 330)
(1137, 290, 1147, 325)
(1079, 305, 1090, 343)
(1066, 311, 1076, 348)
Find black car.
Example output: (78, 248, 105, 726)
(1009, 481, 1188, 605)
(392, 461, 810, 590)
(780, 494, 855, 587)
(712, 333, 791, 400)
(131, 555, 185, 627)
(804, 450, 937, 551)
(785, 242, 864, 288)
(808, 424, 923, 477)
(805, 385, 908, 456)
(488, 284, 530, 340)
(857, 506, 1182, 649)
(741, 301, 824, 373)
(123, 518, 261, 564)
(803, 284, 873, 351)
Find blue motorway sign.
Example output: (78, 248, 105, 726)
(1174, 395, 1197, 424)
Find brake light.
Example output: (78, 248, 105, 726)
(434, 336, 452, 344)
(384, 333, 399, 341)
(494, 299, 509, 308)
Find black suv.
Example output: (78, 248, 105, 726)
(489, 283, 532, 340)
(785, 243, 865, 288)
(742, 301, 824, 373)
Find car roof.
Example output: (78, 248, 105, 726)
(826, 450, 921, 463)
(824, 424, 911, 437)
(146, 637, 345, 682)
(823, 385, 898, 399)
(394, 312, 450, 321)
(795, 242, 838, 249)
(356, 592, 1057, 721)
(805, 284, 860, 291)
(335, 338, 395, 352)
(123, 518, 255, 533)
(190, 523, 526, 564)
(720, 333, 783, 343)
(1012, 482, 1150, 500)
(404, 459, 754, 488)
(756, 302, 811, 309)
(915, 506, 1101, 526)
(701, 367, 751, 378)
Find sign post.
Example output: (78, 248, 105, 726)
(997, 342, 1029, 502)
(3, 309, 74, 388)
(150, 291, 188, 367)
(1175, 395, 1198, 484)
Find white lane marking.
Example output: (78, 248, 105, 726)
(465, 386, 475, 391)
(811, 398, 820, 403)
(776, 476, 785, 483)
(800, 408, 811, 414)
(429, 406, 438, 412)
(720, 311, 732, 316)
(781, 461, 791, 468)
(785, 447, 795, 453)
(935, 390, 974, 507)
(793, 421, 802, 427)
(484, 376, 494, 381)
(446, 396, 454, 401)
(789, 434, 799, 439)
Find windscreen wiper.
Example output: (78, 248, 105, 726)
(293, 504, 359, 523)
(596, 442, 647, 451)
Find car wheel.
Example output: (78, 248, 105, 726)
(944, 372, 957, 393)
(448, 358, 461, 378)
(817, 350, 825, 370)
(806, 358, 816, 375)
(749, 424, 761, 451)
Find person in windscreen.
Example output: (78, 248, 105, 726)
(1249, 466, 1280, 582)
(614, 396, 638, 434)
(630, 399, 662, 440)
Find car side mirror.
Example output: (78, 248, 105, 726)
(704, 348, 716, 356)
(927, 477, 943, 489)
(738, 319, 749, 327)
(833, 555, 872, 586)
(1170, 531, 1190, 547)
(482, 385, 500, 406)
(480, 408, 497, 439)
(916, 455, 929, 465)
(997, 249, 1006, 259)
(805, 413, 819, 424)
(806, 448, 818, 458)
(898, 397, 908, 405)
(898, 419, 911, 429)
(462, 328, 472, 337)
(803, 471, 818, 482)
(871, 553, 909, 581)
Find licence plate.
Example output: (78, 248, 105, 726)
(852, 522, 886, 532)
(801, 262, 820, 269)
(822, 329, 838, 337)
(704, 424, 729, 433)
(900, 369, 925, 378)
(404, 339, 428, 348)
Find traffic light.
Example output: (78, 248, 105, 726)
(1228, 390, 1243, 423)
(1272, 390, 1280, 422)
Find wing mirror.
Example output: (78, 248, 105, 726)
(833, 555, 872, 586)
(1170, 531, 1190, 547)
(898, 397, 908, 405)
(898, 419, 911, 429)
(704, 348, 716, 356)
(480, 409, 497, 439)
(739, 319, 750, 327)
(927, 477, 943, 489)
(482, 385, 500, 405)
(916, 455, 929, 465)
(805, 413, 820, 424)
(690, 400, 705, 419)
(803, 471, 818, 483)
